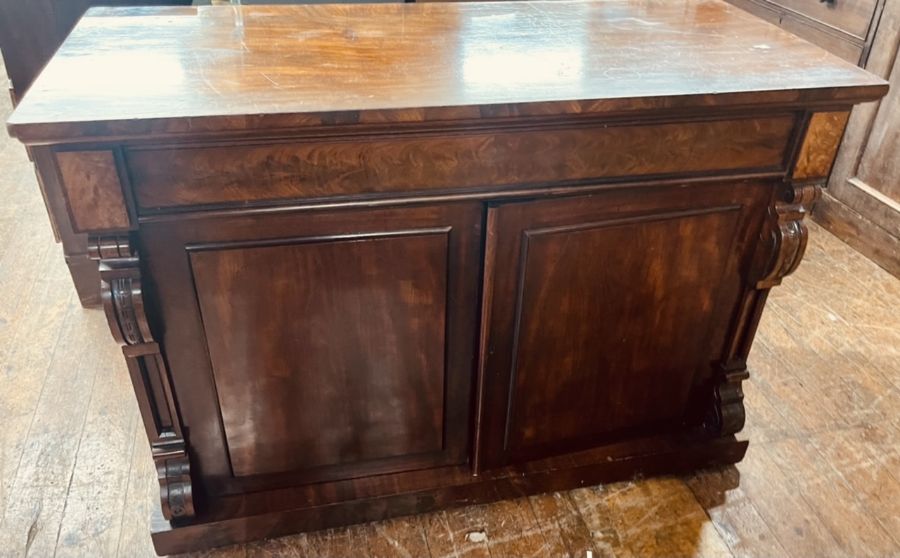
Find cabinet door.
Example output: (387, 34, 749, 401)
(140, 203, 481, 493)
(476, 183, 769, 469)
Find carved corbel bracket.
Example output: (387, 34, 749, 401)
(155, 437, 195, 519)
(706, 183, 820, 439)
(756, 183, 821, 289)
(704, 365, 751, 437)
(89, 235, 195, 522)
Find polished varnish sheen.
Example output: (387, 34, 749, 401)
(6, 1, 886, 141)
(6, 0, 887, 554)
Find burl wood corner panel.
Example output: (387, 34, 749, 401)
(6, 1, 887, 554)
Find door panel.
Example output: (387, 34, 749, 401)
(140, 203, 481, 492)
(476, 183, 770, 469)
(189, 231, 450, 477)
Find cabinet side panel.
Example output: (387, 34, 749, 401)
(793, 111, 850, 181)
(55, 150, 131, 231)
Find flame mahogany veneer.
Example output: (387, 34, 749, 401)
(6, 1, 887, 554)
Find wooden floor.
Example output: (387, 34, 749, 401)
(1, 72, 899, 558)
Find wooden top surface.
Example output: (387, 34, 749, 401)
(7, 0, 888, 143)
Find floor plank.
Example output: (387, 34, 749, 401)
(810, 426, 900, 541)
(460, 497, 560, 558)
(568, 485, 631, 558)
(686, 467, 788, 558)
(113, 421, 157, 558)
(765, 436, 898, 556)
(601, 479, 732, 558)
(423, 506, 491, 558)
(528, 491, 599, 558)
(735, 443, 842, 556)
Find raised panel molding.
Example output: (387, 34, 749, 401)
(502, 206, 743, 455)
(474, 183, 771, 471)
(188, 229, 454, 479)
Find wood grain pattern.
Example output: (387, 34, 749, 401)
(130, 117, 795, 210)
(189, 231, 452, 478)
(793, 112, 850, 181)
(54, 150, 130, 232)
(27, 145, 102, 307)
(476, 182, 768, 469)
(6, 1, 887, 143)
(140, 203, 482, 492)
(507, 207, 741, 450)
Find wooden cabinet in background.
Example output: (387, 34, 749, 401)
(727, 0, 899, 275)
(819, 1, 900, 276)
(726, 0, 882, 63)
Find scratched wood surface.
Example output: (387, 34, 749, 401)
(6, 0, 887, 143)
(1, 63, 899, 557)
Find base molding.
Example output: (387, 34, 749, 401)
(150, 435, 747, 555)
(813, 191, 900, 278)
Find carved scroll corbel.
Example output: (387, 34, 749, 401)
(89, 235, 195, 521)
(705, 183, 820, 438)
(756, 183, 821, 289)
(705, 365, 751, 437)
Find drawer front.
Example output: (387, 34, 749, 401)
(128, 116, 795, 212)
(769, 0, 877, 39)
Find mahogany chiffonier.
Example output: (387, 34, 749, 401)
(6, 1, 887, 554)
